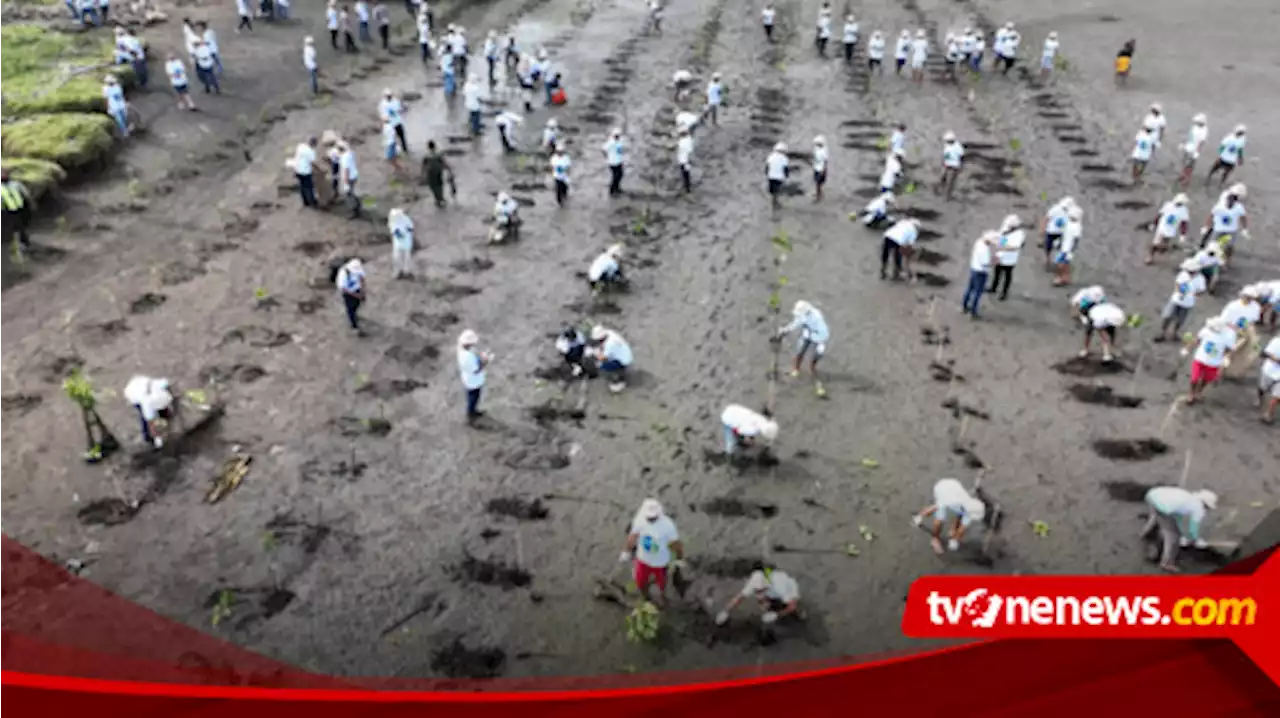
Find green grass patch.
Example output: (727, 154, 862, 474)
(1, 112, 116, 170)
(1, 25, 135, 117)
(1, 157, 67, 199)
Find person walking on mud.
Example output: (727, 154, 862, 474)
(881, 217, 918, 280)
(417, 11, 432, 61)
(1041, 196, 1074, 267)
(815, 4, 833, 56)
(372, 1, 390, 49)
(236, 0, 253, 32)
(303, 36, 320, 95)
(456, 329, 493, 424)
(766, 142, 789, 210)
(811, 136, 829, 201)
(677, 126, 695, 193)
(602, 128, 627, 196)
(776, 300, 830, 395)
(867, 30, 885, 73)
(761, 3, 776, 42)
(842, 15, 859, 63)
(989, 214, 1024, 301)
(377, 89, 408, 152)
(484, 31, 499, 85)
(341, 5, 359, 53)
(338, 142, 361, 218)
(1, 170, 34, 252)
(419, 141, 455, 207)
(290, 136, 319, 208)
(1053, 203, 1083, 286)
(327, 1, 340, 49)
(1178, 113, 1209, 188)
(335, 258, 366, 334)
(706, 73, 723, 125)
(165, 53, 197, 111)
(551, 144, 572, 207)
(623, 499, 684, 608)
(1206, 125, 1247, 188)
(1040, 31, 1059, 80)
(355, 1, 371, 43)
(463, 76, 486, 135)
(1131, 126, 1155, 182)
(648, 0, 663, 35)
(894, 30, 911, 74)
(910, 29, 928, 84)
(962, 231, 999, 319)
(193, 40, 220, 95)
(913, 477, 986, 555)
(388, 208, 415, 278)
(938, 131, 964, 199)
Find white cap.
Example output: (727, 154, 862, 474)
(305, 36, 315, 44)
(1193, 490, 1218, 511)
(1048, 31, 1057, 39)
(385, 87, 395, 96)
(388, 207, 405, 220)
(1173, 193, 1189, 205)
(591, 325, 609, 341)
(846, 14, 854, 22)
(1234, 124, 1247, 134)
(1180, 258, 1200, 272)
(458, 329, 479, 346)
(488, 30, 496, 37)
(916, 29, 926, 37)
(1000, 214, 1022, 232)
(963, 26, 971, 33)
(1206, 243, 1222, 257)
(760, 419, 779, 442)
(1005, 21, 1014, 29)
(943, 130, 957, 142)
(1228, 182, 1247, 199)
(1060, 195, 1076, 208)
(607, 243, 624, 257)
(1193, 113, 1207, 124)
(1150, 102, 1162, 112)
(774, 142, 787, 152)
(611, 127, 622, 137)
(901, 30, 910, 37)
(497, 192, 511, 203)
(547, 118, 558, 127)
(712, 72, 721, 80)
(105, 75, 118, 83)
(1068, 205, 1083, 221)
(814, 135, 826, 146)
(1241, 285, 1261, 299)
(1206, 315, 1228, 331)
(792, 300, 814, 316)
(641, 498, 663, 520)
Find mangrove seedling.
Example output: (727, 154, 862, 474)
(210, 589, 235, 627)
(625, 600, 661, 643)
(63, 368, 119, 463)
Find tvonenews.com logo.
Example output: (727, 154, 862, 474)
(925, 589, 1258, 629)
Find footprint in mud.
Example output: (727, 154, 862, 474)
(913, 271, 951, 287)
(1089, 177, 1134, 191)
(1081, 163, 1116, 173)
(1102, 479, 1157, 502)
(333, 415, 393, 437)
(296, 297, 324, 315)
(690, 556, 762, 577)
(77, 498, 140, 526)
(501, 444, 573, 471)
(408, 311, 459, 332)
(1052, 356, 1129, 376)
(920, 327, 950, 346)
(1091, 438, 1170, 461)
(356, 378, 427, 399)
(294, 241, 334, 258)
(941, 398, 991, 420)
(977, 182, 1024, 196)
(1113, 199, 1151, 210)
(1068, 384, 1143, 408)
(486, 496, 550, 521)
(563, 298, 622, 315)
(265, 513, 341, 555)
(1069, 148, 1100, 157)
(159, 260, 208, 287)
(384, 342, 440, 366)
(692, 496, 778, 519)
(80, 319, 130, 345)
(223, 215, 260, 238)
(431, 638, 506, 679)
(204, 587, 296, 625)
(39, 354, 82, 384)
(913, 249, 950, 265)
(222, 326, 293, 348)
(528, 399, 586, 426)
(431, 283, 482, 299)
(448, 554, 531, 589)
(509, 182, 547, 192)
(449, 257, 496, 273)
(128, 293, 166, 314)
(1056, 136, 1089, 144)
(1, 394, 43, 416)
(199, 363, 267, 385)
(929, 361, 964, 383)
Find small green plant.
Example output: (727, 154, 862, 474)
(1054, 56, 1070, 72)
(210, 589, 234, 627)
(904, 182, 917, 194)
(1030, 520, 1050, 538)
(770, 230, 792, 254)
(1008, 138, 1022, 152)
(62, 368, 96, 411)
(261, 530, 278, 552)
(126, 178, 145, 198)
(1127, 313, 1144, 329)
(625, 601, 661, 643)
(767, 289, 781, 312)
(184, 388, 209, 407)
(354, 372, 370, 387)
(254, 287, 270, 301)
(1039, 190, 1048, 202)
(874, 136, 889, 151)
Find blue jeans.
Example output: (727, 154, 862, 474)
(309, 68, 318, 94)
(469, 109, 481, 134)
(81, 7, 99, 25)
(132, 58, 148, 88)
(963, 269, 989, 316)
(65, 0, 77, 18)
(545, 82, 555, 104)
(276, 3, 288, 18)
(359, 21, 371, 42)
(211, 52, 224, 75)
(135, 406, 153, 443)
(110, 108, 129, 135)
(297, 173, 317, 206)
(465, 387, 482, 417)
(443, 71, 456, 96)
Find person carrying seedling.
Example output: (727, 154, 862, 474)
(716, 562, 802, 627)
(588, 244, 625, 293)
(622, 499, 684, 607)
(1156, 258, 1207, 342)
(1199, 184, 1247, 265)
(720, 403, 779, 456)
(938, 131, 964, 199)
(1141, 487, 1217, 573)
(913, 477, 986, 555)
(1080, 301, 1126, 363)
(777, 300, 830, 394)
(123, 375, 174, 449)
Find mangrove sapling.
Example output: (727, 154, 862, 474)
(63, 368, 119, 463)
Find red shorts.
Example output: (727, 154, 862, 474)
(1190, 360, 1220, 385)
(633, 561, 668, 593)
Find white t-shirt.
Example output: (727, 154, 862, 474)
(890, 130, 906, 155)
(1045, 202, 1070, 235)
(864, 193, 891, 217)
(463, 83, 483, 111)
(969, 238, 992, 272)
(843, 22, 858, 44)
(1210, 202, 1246, 234)
(812, 145, 829, 173)
(1155, 202, 1189, 238)
(721, 404, 770, 437)
(676, 111, 699, 133)
(1218, 134, 1245, 164)
(1142, 113, 1167, 142)
(933, 478, 978, 526)
(911, 38, 928, 65)
(761, 8, 775, 25)
(1184, 125, 1208, 158)
(1059, 220, 1082, 255)
(484, 37, 497, 58)
(943, 141, 964, 168)
(996, 229, 1025, 266)
(588, 252, 619, 282)
(304, 45, 318, 71)
(1088, 303, 1125, 328)
(165, 59, 189, 88)
(379, 98, 404, 126)
(707, 81, 723, 106)
(894, 36, 910, 59)
(293, 143, 316, 175)
(600, 332, 633, 366)
(1193, 327, 1233, 367)
(203, 29, 219, 54)
(1169, 271, 1206, 309)
(328, 8, 340, 30)
(355, 2, 369, 22)
(382, 122, 397, 149)
(1042, 38, 1058, 60)
(339, 149, 359, 184)
(885, 220, 918, 247)
(766, 151, 788, 180)
(1261, 337, 1280, 382)
(1132, 131, 1154, 161)
(630, 515, 679, 568)
(1219, 299, 1260, 332)
(103, 84, 126, 112)
(541, 127, 558, 149)
(817, 16, 831, 40)
(1147, 487, 1206, 524)
(742, 570, 800, 602)
(551, 154, 571, 183)
(457, 347, 485, 388)
(868, 36, 885, 59)
(603, 138, 625, 166)
(124, 376, 173, 421)
(677, 135, 694, 166)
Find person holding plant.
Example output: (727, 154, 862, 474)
(123, 375, 174, 449)
(914, 477, 986, 555)
(716, 562, 802, 626)
(622, 499, 684, 608)
(1, 170, 33, 251)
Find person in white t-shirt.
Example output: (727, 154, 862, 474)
(588, 325, 633, 392)
(1206, 125, 1246, 188)
(587, 244, 625, 293)
(881, 217, 918, 280)
(1131, 126, 1155, 181)
(879, 148, 903, 193)
(1219, 286, 1262, 359)
(123, 375, 174, 448)
(303, 36, 320, 95)
(164, 54, 196, 111)
(379, 89, 408, 152)
(777, 300, 831, 389)
(601, 128, 626, 196)
(1141, 103, 1167, 149)
(988, 214, 1024, 301)
(289, 136, 319, 208)
(894, 29, 911, 74)
(811, 136, 829, 201)
(715, 562, 802, 626)
(457, 329, 493, 423)
(1053, 204, 1083, 286)
(1081, 302, 1125, 362)
(962, 231, 999, 318)
(494, 110, 521, 153)
(705, 73, 723, 125)
(1158, 258, 1207, 342)
(1040, 31, 1059, 79)
(648, 0, 663, 35)
(489, 192, 520, 243)
(677, 127, 695, 193)
(1041, 196, 1075, 266)
(939, 131, 964, 199)
(841, 15, 859, 63)
(550, 144, 571, 207)
(388, 207, 415, 278)
(761, 3, 776, 42)
(721, 403, 779, 456)
(1183, 316, 1234, 404)
(463, 77, 485, 135)
(671, 68, 693, 101)
(1258, 334, 1280, 423)
(766, 142, 789, 208)
(1200, 187, 1247, 265)
(1142, 487, 1218, 573)
(815, 3, 832, 56)
(1192, 245, 1223, 295)
(1145, 192, 1190, 264)
(1069, 285, 1107, 323)
(914, 477, 986, 555)
(859, 190, 895, 227)
(623, 499, 684, 606)
(910, 29, 928, 83)
(868, 30, 887, 72)
(890, 123, 907, 155)
(1179, 113, 1208, 187)
(337, 142, 361, 219)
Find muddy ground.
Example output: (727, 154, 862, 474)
(2, 0, 1278, 680)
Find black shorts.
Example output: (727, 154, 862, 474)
(768, 178, 782, 195)
(813, 169, 827, 186)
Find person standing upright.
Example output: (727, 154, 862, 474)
(335, 258, 366, 334)
(291, 137, 319, 207)
(602, 128, 626, 196)
(236, 0, 253, 32)
(303, 36, 319, 95)
(962, 231, 999, 319)
(373, 1, 390, 49)
(456, 330, 493, 424)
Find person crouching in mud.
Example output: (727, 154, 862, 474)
(420, 140, 455, 207)
(720, 403, 779, 457)
(587, 325, 632, 393)
(588, 244, 625, 293)
(490, 192, 520, 243)
(715, 562, 803, 628)
(858, 190, 895, 228)
(555, 325, 588, 377)
(913, 477, 986, 555)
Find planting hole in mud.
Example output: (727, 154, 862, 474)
(914, 271, 951, 287)
(1081, 163, 1116, 173)
(449, 554, 532, 589)
(1069, 149, 1100, 157)
(431, 283, 482, 299)
(1102, 480, 1156, 502)
(199, 363, 267, 385)
(913, 249, 950, 266)
(384, 343, 440, 366)
(1056, 136, 1089, 144)
(408, 311, 459, 331)
(486, 496, 550, 521)
(693, 496, 779, 519)
(431, 638, 507, 679)
(333, 415, 393, 437)
(941, 398, 991, 420)
(1090, 177, 1134, 191)
(1052, 357, 1129, 376)
(450, 257, 495, 273)
(976, 182, 1024, 196)
(294, 241, 334, 258)
(1067, 384, 1143, 408)
(900, 207, 940, 221)
(1091, 438, 1170, 461)
(222, 326, 293, 348)
(77, 498, 140, 526)
(528, 400, 585, 425)
(356, 379, 427, 398)
(1114, 199, 1151, 210)
(563, 298, 622, 315)
(929, 362, 965, 383)
(129, 293, 167, 314)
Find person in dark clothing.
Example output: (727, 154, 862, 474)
(374, 2, 390, 50)
(555, 325, 588, 377)
(420, 141, 454, 207)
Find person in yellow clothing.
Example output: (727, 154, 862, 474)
(1, 169, 33, 251)
(1114, 38, 1135, 86)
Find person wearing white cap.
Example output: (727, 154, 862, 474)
(705, 72, 723, 125)
(457, 329, 493, 423)
(452, 27, 470, 79)
(766, 142, 790, 209)
(1052, 203, 1083, 286)
(588, 244, 625, 293)
(1131, 126, 1155, 181)
(859, 190, 895, 227)
(541, 118, 560, 154)
(1081, 301, 1125, 362)
(379, 89, 408, 153)
(337, 141, 361, 219)
(777, 300, 831, 390)
(623, 499, 683, 606)
(989, 214, 1024, 301)
(463, 75, 486, 135)
(1200, 184, 1248, 266)
(1141, 486, 1218, 572)
(959, 27, 976, 66)
(1192, 244, 1224, 294)
(676, 108, 700, 135)
(894, 29, 911, 74)
(1259, 328, 1280, 423)
(716, 561, 802, 627)
(388, 208, 415, 278)
(649, 0, 664, 35)
(335, 257, 366, 332)
(881, 217, 918, 280)
(1145, 192, 1190, 264)
(938, 131, 964, 199)
(373, 1, 390, 48)
(355, 0, 372, 43)
(677, 126, 695, 193)
(102, 75, 129, 137)
(879, 147, 904, 193)
(914, 478, 986, 555)
(1218, 286, 1262, 360)
(672, 68, 693, 101)
(303, 37, 319, 96)
(761, 3, 777, 42)
(1040, 31, 1059, 79)
(962, 231, 1000, 318)
(588, 325, 632, 392)
(1157, 258, 1207, 342)
(1183, 315, 1235, 404)
(440, 42, 457, 97)
(994, 22, 1019, 75)
(720, 403, 779, 456)
(1041, 196, 1075, 267)
(1206, 125, 1246, 187)
(551, 143, 571, 207)
(842, 14, 859, 63)
(417, 9, 432, 61)
(165, 52, 196, 111)
(943, 32, 961, 79)
(968, 29, 985, 71)
(491, 191, 520, 243)
(602, 128, 627, 196)
(815, 3, 832, 56)
(1069, 285, 1107, 324)
(123, 375, 174, 448)
(910, 29, 928, 83)
(484, 30, 499, 84)
(1179, 113, 1209, 187)
(494, 109, 522, 153)
(1142, 103, 1167, 149)
(867, 30, 886, 72)
(811, 136, 829, 201)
